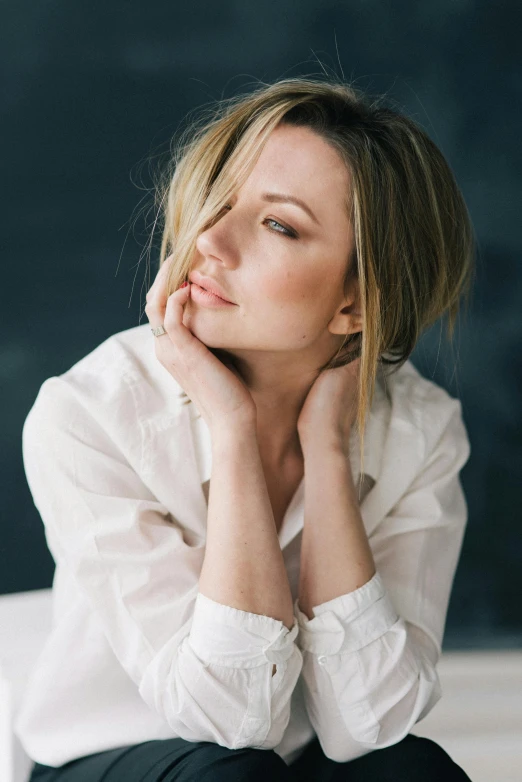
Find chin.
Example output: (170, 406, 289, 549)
(183, 311, 226, 348)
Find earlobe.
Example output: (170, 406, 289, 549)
(329, 304, 363, 337)
(342, 280, 362, 323)
(328, 280, 363, 337)
(328, 316, 363, 338)
(349, 312, 363, 333)
(347, 318, 363, 335)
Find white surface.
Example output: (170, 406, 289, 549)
(409, 650, 522, 782)
(0, 587, 521, 782)
(0, 588, 55, 782)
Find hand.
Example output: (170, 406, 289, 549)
(145, 257, 257, 432)
(297, 357, 361, 456)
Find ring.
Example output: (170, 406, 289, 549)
(151, 324, 167, 337)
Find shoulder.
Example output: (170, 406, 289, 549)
(24, 323, 185, 455)
(381, 358, 470, 468)
(58, 322, 184, 396)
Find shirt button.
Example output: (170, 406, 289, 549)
(318, 655, 327, 665)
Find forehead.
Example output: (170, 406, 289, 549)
(242, 124, 351, 217)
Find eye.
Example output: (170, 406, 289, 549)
(262, 217, 297, 239)
(221, 204, 298, 239)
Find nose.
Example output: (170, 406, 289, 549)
(195, 209, 237, 264)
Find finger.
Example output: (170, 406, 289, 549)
(163, 284, 196, 348)
(146, 279, 190, 331)
(145, 255, 176, 302)
(161, 283, 212, 376)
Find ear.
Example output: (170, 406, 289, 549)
(327, 278, 363, 337)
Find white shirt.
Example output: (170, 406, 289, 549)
(14, 323, 470, 768)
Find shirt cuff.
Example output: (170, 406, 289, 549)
(294, 571, 399, 656)
(188, 591, 299, 669)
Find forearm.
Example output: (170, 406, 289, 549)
(298, 443, 376, 620)
(198, 419, 295, 631)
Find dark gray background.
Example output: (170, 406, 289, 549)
(2, 1, 521, 650)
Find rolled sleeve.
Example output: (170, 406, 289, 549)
(189, 591, 300, 668)
(294, 571, 401, 749)
(292, 393, 470, 762)
(180, 593, 302, 749)
(294, 571, 399, 657)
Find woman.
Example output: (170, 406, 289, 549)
(19, 77, 474, 780)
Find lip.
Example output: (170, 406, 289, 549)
(189, 272, 236, 304)
(190, 283, 237, 308)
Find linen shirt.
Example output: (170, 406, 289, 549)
(14, 322, 470, 768)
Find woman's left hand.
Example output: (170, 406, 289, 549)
(297, 357, 361, 456)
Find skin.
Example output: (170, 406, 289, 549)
(183, 123, 363, 471)
(146, 124, 374, 637)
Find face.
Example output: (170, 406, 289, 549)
(184, 123, 359, 377)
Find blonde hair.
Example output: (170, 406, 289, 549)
(148, 76, 475, 479)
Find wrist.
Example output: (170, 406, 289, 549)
(302, 442, 358, 496)
(211, 414, 258, 449)
(299, 429, 348, 459)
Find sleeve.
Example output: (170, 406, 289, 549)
(293, 395, 471, 763)
(21, 376, 303, 751)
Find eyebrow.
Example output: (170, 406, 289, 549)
(260, 192, 320, 225)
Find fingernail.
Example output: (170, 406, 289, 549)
(180, 281, 189, 289)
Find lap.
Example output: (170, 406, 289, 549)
(29, 733, 472, 782)
(28, 737, 291, 782)
(290, 733, 472, 782)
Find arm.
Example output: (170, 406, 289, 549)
(199, 420, 295, 631)
(294, 397, 470, 762)
(183, 419, 302, 747)
(298, 445, 376, 619)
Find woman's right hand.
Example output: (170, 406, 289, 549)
(145, 258, 257, 433)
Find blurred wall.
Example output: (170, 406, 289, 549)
(2, 0, 521, 649)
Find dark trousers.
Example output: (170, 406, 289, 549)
(28, 733, 473, 781)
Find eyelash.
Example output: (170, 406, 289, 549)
(221, 204, 298, 239)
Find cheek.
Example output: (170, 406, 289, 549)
(255, 268, 331, 338)
(258, 266, 321, 306)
